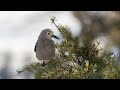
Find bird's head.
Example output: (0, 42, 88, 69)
(40, 29, 59, 40)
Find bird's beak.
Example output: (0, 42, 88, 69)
(51, 35, 59, 39)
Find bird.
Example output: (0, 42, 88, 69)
(34, 29, 59, 66)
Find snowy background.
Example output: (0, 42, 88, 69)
(0, 11, 81, 79)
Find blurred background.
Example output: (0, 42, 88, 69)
(0, 11, 120, 79)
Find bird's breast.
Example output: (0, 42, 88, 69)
(36, 39, 55, 60)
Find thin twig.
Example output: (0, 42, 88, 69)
(51, 18, 61, 31)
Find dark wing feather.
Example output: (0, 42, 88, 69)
(34, 41, 38, 52)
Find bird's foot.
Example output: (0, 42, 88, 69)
(41, 61, 46, 67)
(41, 60, 50, 67)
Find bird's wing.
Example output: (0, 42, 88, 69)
(34, 41, 38, 52)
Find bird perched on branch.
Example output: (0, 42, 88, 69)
(34, 29, 59, 66)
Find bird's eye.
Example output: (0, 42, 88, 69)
(47, 32, 50, 35)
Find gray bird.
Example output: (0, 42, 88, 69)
(34, 29, 59, 66)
